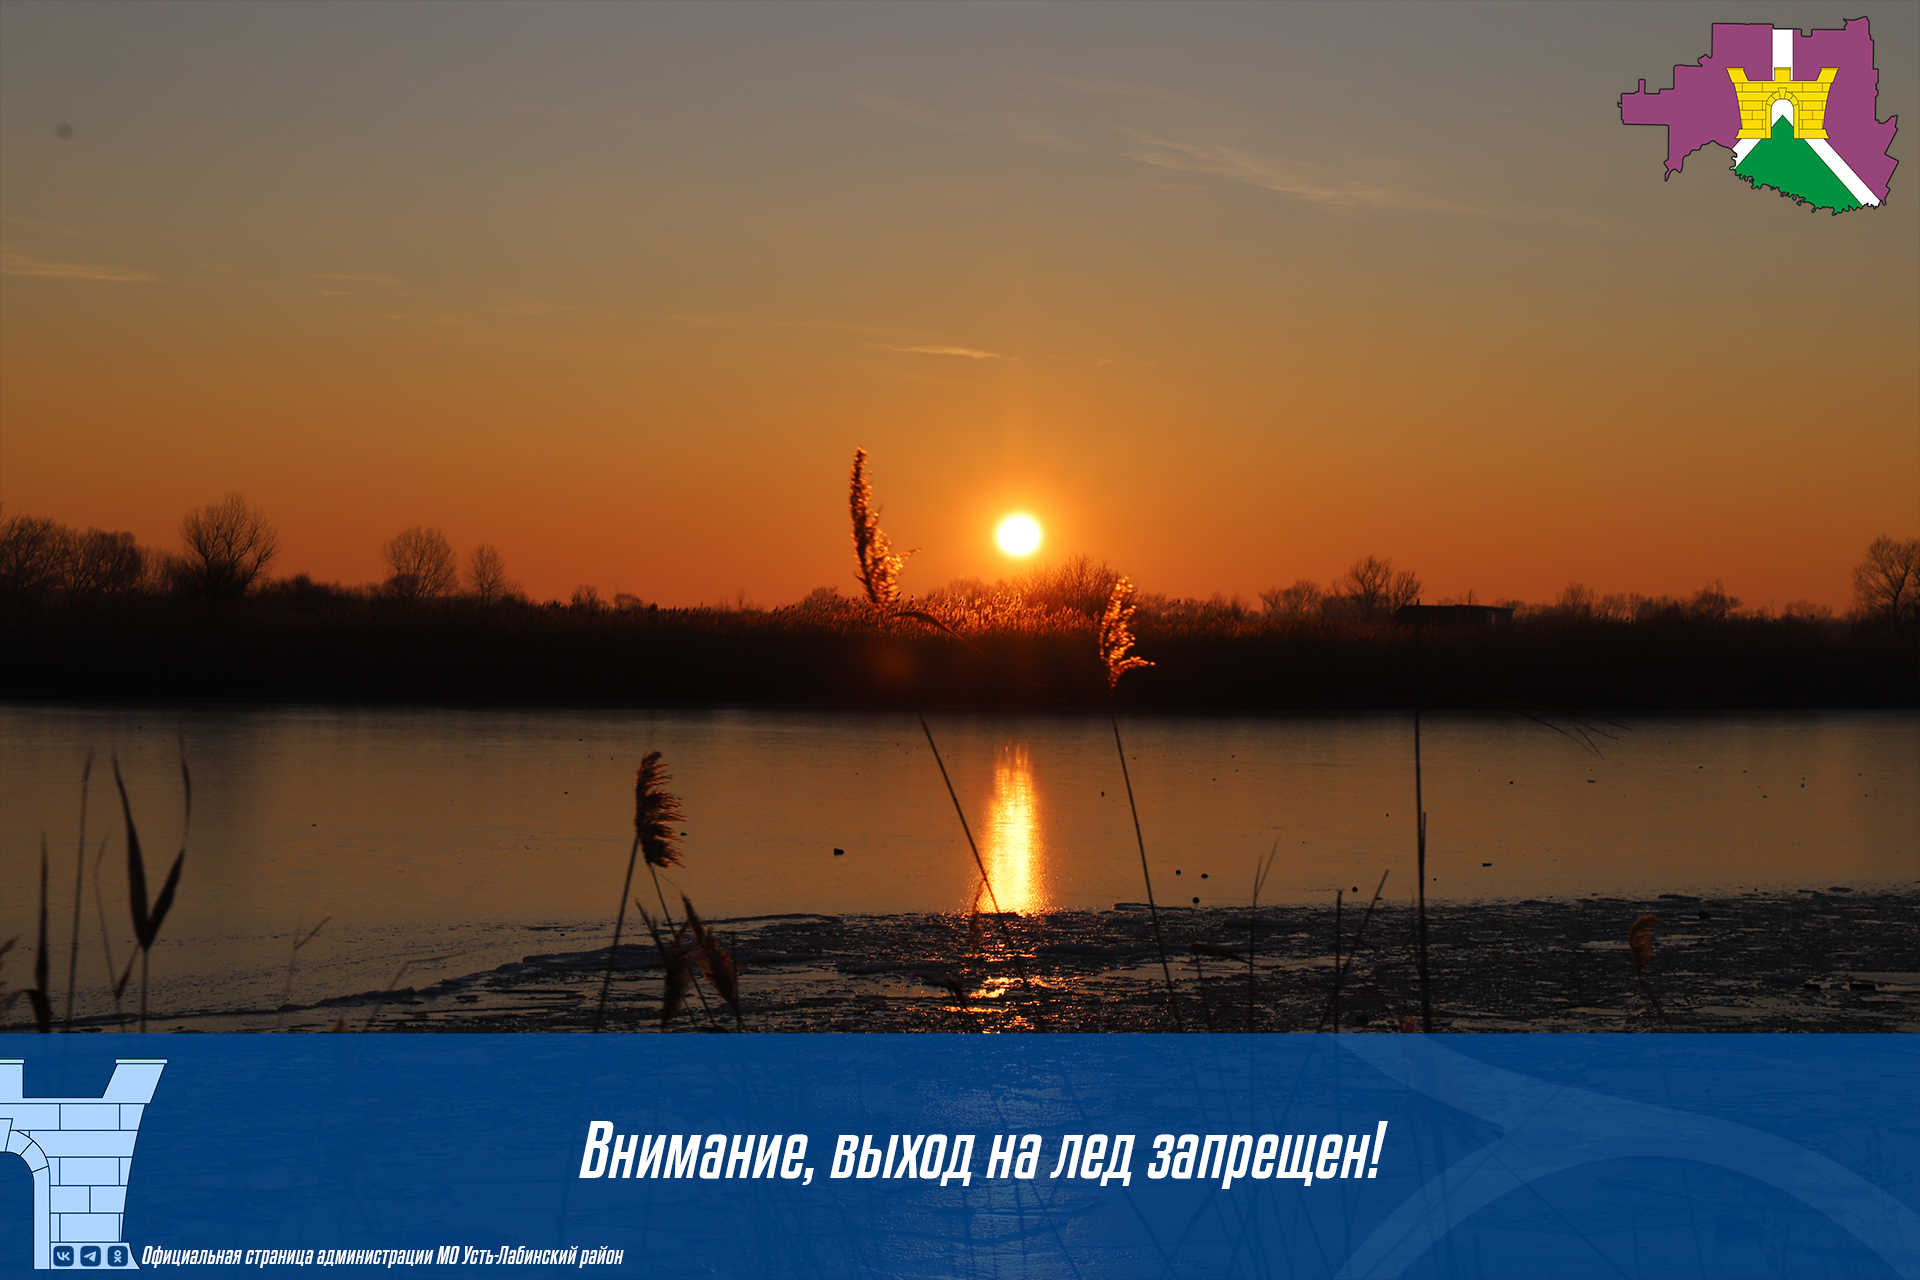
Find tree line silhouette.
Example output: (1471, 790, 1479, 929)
(1, 496, 1913, 707)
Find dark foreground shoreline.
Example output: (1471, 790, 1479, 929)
(18, 889, 1916, 1035)
(4, 597, 1914, 708)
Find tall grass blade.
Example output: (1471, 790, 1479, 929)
(65, 750, 92, 1030)
(682, 896, 742, 1028)
(88, 833, 122, 1025)
(1248, 843, 1277, 1032)
(596, 752, 687, 1032)
(1332, 888, 1343, 1032)
(363, 953, 459, 1031)
(115, 759, 151, 948)
(915, 713, 1037, 1007)
(1100, 578, 1178, 1029)
(110, 756, 187, 1032)
(29, 836, 52, 1033)
(1411, 616, 1433, 1032)
(1318, 869, 1389, 1032)
(1629, 913, 1670, 1024)
(277, 915, 331, 1027)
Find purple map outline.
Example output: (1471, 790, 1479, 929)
(1619, 18, 1898, 202)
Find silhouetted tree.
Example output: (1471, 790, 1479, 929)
(1260, 579, 1323, 618)
(68, 529, 146, 597)
(178, 494, 279, 599)
(465, 543, 510, 604)
(1556, 582, 1598, 618)
(1019, 555, 1120, 617)
(0, 514, 73, 604)
(1852, 535, 1919, 632)
(1339, 555, 1421, 620)
(383, 526, 457, 601)
(1688, 580, 1741, 622)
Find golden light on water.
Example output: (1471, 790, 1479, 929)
(996, 515, 1042, 556)
(978, 744, 1045, 915)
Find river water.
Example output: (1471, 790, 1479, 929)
(2, 704, 1914, 1022)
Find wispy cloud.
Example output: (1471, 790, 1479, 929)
(779, 318, 935, 338)
(870, 343, 1007, 361)
(851, 90, 959, 133)
(495, 298, 567, 316)
(1025, 73, 1211, 110)
(1, 246, 156, 281)
(1123, 137, 1486, 216)
(1, 215, 85, 239)
(312, 271, 405, 284)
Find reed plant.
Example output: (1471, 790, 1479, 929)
(1100, 577, 1180, 1029)
(1410, 613, 1432, 1031)
(847, 448, 1035, 1011)
(633, 898, 738, 1031)
(1628, 913, 1669, 1024)
(1318, 870, 1389, 1032)
(638, 906, 694, 1029)
(64, 751, 92, 1029)
(1246, 844, 1277, 1031)
(20, 839, 53, 1032)
(594, 751, 687, 1031)
(682, 896, 743, 1029)
(111, 757, 187, 1033)
(276, 915, 331, 1027)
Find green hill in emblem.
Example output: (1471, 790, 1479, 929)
(1734, 116, 1862, 212)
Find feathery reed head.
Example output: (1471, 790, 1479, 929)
(1628, 914, 1661, 975)
(682, 895, 741, 1019)
(850, 448, 910, 610)
(1099, 576, 1153, 690)
(634, 751, 686, 869)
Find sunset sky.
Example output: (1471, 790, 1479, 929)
(2, 1, 1914, 609)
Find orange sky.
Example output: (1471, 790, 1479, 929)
(3, 2, 1915, 609)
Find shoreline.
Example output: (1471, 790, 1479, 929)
(15, 887, 1916, 1035)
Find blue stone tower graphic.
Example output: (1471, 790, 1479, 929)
(2, 1058, 165, 1270)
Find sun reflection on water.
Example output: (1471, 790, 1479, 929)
(976, 744, 1046, 915)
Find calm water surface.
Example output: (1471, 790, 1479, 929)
(2, 704, 1914, 1018)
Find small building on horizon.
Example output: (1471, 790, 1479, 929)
(1393, 603, 1514, 627)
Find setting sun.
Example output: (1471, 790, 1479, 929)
(997, 514, 1042, 556)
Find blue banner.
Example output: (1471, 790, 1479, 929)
(3, 1034, 1915, 1278)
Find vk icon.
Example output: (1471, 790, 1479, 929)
(52, 1247, 73, 1267)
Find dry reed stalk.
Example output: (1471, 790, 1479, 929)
(111, 757, 187, 1034)
(1411, 613, 1432, 1032)
(682, 896, 742, 1029)
(24, 837, 53, 1032)
(1332, 889, 1343, 1032)
(1186, 945, 1217, 1031)
(362, 953, 459, 1031)
(916, 713, 1036, 1006)
(0, 938, 19, 1023)
(850, 449, 910, 609)
(595, 752, 687, 1032)
(1099, 578, 1153, 690)
(847, 450, 1045, 1021)
(639, 906, 693, 1030)
(1317, 869, 1389, 1032)
(65, 751, 92, 1030)
(1629, 914, 1669, 1024)
(276, 915, 331, 1027)
(1101, 577, 1179, 1029)
(1248, 844, 1278, 1031)
(87, 833, 121, 1028)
